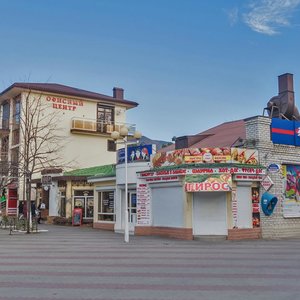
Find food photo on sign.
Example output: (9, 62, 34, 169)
(151, 147, 258, 168)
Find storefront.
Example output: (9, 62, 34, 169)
(35, 165, 116, 223)
(135, 147, 265, 240)
(90, 144, 154, 233)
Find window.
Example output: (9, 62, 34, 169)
(98, 191, 115, 222)
(59, 190, 66, 217)
(13, 99, 20, 125)
(107, 140, 116, 152)
(2, 102, 10, 129)
(97, 104, 114, 133)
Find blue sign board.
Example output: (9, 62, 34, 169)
(117, 144, 153, 164)
(271, 118, 295, 146)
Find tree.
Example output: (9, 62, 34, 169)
(16, 90, 71, 232)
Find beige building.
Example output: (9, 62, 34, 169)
(0, 83, 138, 216)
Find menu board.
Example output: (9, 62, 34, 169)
(136, 182, 151, 225)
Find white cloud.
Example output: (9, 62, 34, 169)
(243, 0, 300, 35)
(226, 7, 239, 26)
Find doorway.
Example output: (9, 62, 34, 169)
(193, 192, 227, 236)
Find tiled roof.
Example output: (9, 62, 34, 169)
(192, 119, 246, 148)
(64, 164, 116, 177)
(160, 119, 246, 152)
(0, 83, 138, 107)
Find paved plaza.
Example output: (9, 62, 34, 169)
(0, 225, 300, 300)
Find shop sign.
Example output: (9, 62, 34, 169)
(46, 96, 84, 111)
(145, 176, 178, 183)
(184, 174, 232, 192)
(233, 174, 264, 181)
(151, 147, 258, 168)
(117, 144, 153, 164)
(139, 167, 265, 178)
(261, 176, 273, 191)
(267, 163, 280, 173)
(41, 175, 52, 185)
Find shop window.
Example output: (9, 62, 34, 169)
(98, 191, 115, 222)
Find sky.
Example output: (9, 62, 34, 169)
(1, 0, 300, 142)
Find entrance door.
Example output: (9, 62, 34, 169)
(193, 192, 227, 236)
(236, 184, 252, 228)
(74, 191, 94, 220)
(128, 191, 137, 231)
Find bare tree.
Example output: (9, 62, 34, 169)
(16, 90, 71, 232)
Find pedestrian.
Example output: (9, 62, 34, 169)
(37, 203, 43, 224)
(31, 202, 36, 219)
(18, 201, 24, 219)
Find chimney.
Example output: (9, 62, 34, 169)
(113, 87, 124, 99)
(278, 73, 294, 95)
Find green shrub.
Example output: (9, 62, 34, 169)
(53, 216, 72, 225)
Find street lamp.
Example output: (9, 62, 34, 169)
(111, 126, 142, 243)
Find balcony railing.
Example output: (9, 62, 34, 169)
(71, 118, 136, 136)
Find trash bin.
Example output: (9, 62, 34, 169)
(72, 208, 82, 226)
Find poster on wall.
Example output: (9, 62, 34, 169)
(252, 187, 260, 227)
(282, 165, 300, 218)
(136, 180, 151, 225)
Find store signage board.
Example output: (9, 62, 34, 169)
(234, 174, 264, 181)
(117, 144, 153, 164)
(185, 174, 232, 192)
(152, 147, 258, 168)
(139, 167, 266, 178)
(267, 163, 280, 173)
(261, 176, 274, 191)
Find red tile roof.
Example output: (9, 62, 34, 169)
(0, 82, 138, 107)
(160, 119, 246, 151)
(192, 119, 246, 148)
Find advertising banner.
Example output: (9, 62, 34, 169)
(117, 144, 153, 164)
(271, 119, 300, 146)
(283, 165, 300, 217)
(184, 174, 232, 192)
(151, 147, 258, 168)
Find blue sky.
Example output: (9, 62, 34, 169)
(1, 0, 300, 141)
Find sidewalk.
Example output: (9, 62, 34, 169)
(0, 224, 300, 300)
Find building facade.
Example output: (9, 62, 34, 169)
(0, 83, 138, 216)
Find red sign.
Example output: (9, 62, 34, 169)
(185, 181, 231, 192)
(72, 208, 83, 226)
(46, 96, 84, 111)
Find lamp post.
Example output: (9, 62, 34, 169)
(111, 126, 142, 243)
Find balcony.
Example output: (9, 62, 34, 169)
(70, 118, 136, 136)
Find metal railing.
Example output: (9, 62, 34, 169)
(71, 118, 136, 135)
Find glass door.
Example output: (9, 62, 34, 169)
(128, 192, 137, 225)
(73, 190, 94, 220)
